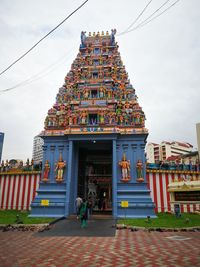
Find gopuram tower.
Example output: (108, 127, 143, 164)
(30, 30, 155, 218)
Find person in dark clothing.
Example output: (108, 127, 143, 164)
(79, 198, 88, 228)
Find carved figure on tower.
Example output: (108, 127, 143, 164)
(43, 160, 50, 182)
(80, 31, 86, 47)
(136, 160, 144, 183)
(111, 29, 117, 45)
(119, 153, 131, 182)
(42, 29, 148, 136)
(55, 154, 66, 182)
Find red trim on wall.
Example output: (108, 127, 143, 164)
(11, 175, 16, 209)
(1, 176, 7, 209)
(159, 173, 164, 212)
(171, 173, 175, 182)
(165, 173, 171, 211)
(180, 204, 184, 213)
(21, 175, 27, 210)
(152, 173, 158, 213)
(187, 204, 190, 213)
(5, 176, 11, 209)
(26, 174, 32, 210)
(16, 175, 22, 210)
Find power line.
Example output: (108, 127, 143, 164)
(133, 0, 171, 29)
(118, 0, 180, 36)
(0, 0, 89, 77)
(118, 0, 153, 35)
(134, 0, 180, 31)
(0, 46, 77, 94)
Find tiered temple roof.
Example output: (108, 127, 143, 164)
(42, 30, 148, 136)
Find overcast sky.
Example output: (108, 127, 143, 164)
(0, 0, 199, 161)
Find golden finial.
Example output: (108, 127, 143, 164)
(101, 31, 104, 36)
(89, 32, 91, 36)
(93, 32, 96, 36)
(106, 31, 109, 36)
(97, 31, 100, 36)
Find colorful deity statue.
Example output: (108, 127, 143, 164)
(136, 160, 144, 182)
(99, 111, 105, 124)
(111, 29, 116, 45)
(80, 110, 88, 124)
(43, 160, 50, 182)
(99, 87, 105, 98)
(81, 31, 86, 47)
(83, 89, 89, 99)
(55, 154, 66, 182)
(119, 153, 131, 182)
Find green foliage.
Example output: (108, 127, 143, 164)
(119, 213, 200, 228)
(0, 210, 55, 224)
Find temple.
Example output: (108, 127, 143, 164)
(30, 30, 155, 218)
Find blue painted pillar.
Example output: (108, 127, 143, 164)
(112, 139, 117, 218)
(50, 145, 56, 182)
(41, 145, 47, 180)
(65, 140, 73, 216)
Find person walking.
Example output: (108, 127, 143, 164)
(75, 196, 82, 219)
(79, 198, 88, 228)
(88, 197, 93, 218)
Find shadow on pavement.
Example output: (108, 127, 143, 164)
(35, 218, 116, 237)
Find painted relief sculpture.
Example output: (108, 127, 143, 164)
(30, 30, 156, 219)
(119, 153, 131, 182)
(42, 30, 147, 136)
(136, 160, 144, 182)
(55, 154, 66, 182)
(43, 160, 50, 182)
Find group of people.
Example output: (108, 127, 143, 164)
(75, 196, 93, 228)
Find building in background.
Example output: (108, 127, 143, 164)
(196, 123, 200, 159)
(0, 132, 4, 162)
(146, 141, 193, 163)
(32, 135, 44, 164)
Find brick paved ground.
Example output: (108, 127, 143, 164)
(0, 228, 200, 267)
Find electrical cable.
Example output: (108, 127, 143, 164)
(133, 0, 171, 29)
(0, 0, 89, 77)
(119, 0, 180, 36)
(134, 0, 180, 30)
(0, 45, 77, 94)
(118, 0, 153, 35)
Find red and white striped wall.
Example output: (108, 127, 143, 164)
(0, 173, 40, 210)
(146, 171, 200, 213)
(0, 171, 199, 212)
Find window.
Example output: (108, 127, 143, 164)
(91, 90, 97, 98)
(89, 114, 98, 125)
(93, 72, 98, 79)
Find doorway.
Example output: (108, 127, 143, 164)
(77, 140, 112, 214)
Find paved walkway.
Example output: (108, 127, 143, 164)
(37, 218, 115, 237)
(0, 221, 200, 267)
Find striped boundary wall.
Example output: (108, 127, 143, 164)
(0, 171, 199, 212)
(0, 172, 40, 210)
(146, 171, 200, 213)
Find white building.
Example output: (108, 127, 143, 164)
(196, 123, 200, 159)
(146, 141, 193, 163)
(32, 136, 44, 164)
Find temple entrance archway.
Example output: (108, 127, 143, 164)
(77, 140, 112, 214)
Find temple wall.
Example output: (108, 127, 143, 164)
(146, 170, 200, 213)
(0, 172, 40, 210)
(0, 170, 199, 213)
